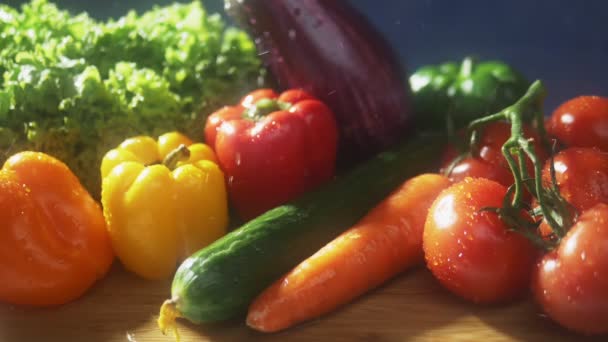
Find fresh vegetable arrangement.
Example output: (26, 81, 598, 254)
(1, 0, 607, 340)
(246, 173, 451, 332)
(224, 0, 412, 164)
(0, 0, 263, 195)
(158, 133, 444, 327)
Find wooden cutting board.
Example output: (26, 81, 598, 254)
(0, 263, 603, 342)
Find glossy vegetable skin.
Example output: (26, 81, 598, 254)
(423, 177, 537, 304)
(533, 203, 608, 335)
(247, 173, 451, 332)
(101, 132, 228, 280)
(547, 96, 608, 151)
(158, 133, 444, 329)
(205, 88, 338, 220)
(410, 57, 529, 128)
(225, 0, 412, 163)
(0, 152, 113, 306)
(445, 157, 514, 188)
(541, 147, 608, 213)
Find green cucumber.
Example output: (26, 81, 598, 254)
(161, 133, 445, 325)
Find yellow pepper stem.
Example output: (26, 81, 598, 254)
(163, 144, 191, 170)
(158, 298, 182, 342)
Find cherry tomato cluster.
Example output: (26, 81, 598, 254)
(425, 94, 608, 335)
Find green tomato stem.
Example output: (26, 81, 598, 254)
(465, 80, 576, 249)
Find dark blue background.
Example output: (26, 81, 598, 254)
(4, 0, 608, 111)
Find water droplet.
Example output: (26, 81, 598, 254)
(457, 252, 463, 258)
(126, 332, 137, 342)
(288, 29, 296, 40)
(581, 251, 586, 261)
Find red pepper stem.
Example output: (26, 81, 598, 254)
(163, 144, 191, 170)
(244, 98, 290, 119)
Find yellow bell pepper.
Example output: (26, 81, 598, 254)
(100, 131, 228, 280)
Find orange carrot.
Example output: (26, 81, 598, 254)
(246, 173, 451, 332)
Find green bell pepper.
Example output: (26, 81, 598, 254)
(409, 57, 530, 129)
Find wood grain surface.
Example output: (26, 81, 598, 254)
(0, 263, 604, 342)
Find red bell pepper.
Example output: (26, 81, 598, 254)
(205, 89, 338, 220)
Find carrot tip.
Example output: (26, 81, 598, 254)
(158, 298, 182, 342)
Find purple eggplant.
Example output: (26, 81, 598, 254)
(225, 0, 412, 163)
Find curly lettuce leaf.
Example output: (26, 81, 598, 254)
(0, 0, 264, 195)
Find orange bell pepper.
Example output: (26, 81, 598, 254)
(0, 152, 114, 307)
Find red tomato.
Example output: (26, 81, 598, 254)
(533, 203, 608, 335)
(547, 96, 608, 151)
(423, 178, 537, 304)
(542, 147, 608, 213)
(476, 121, 548, 176)
(444, 157, 514, 188)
